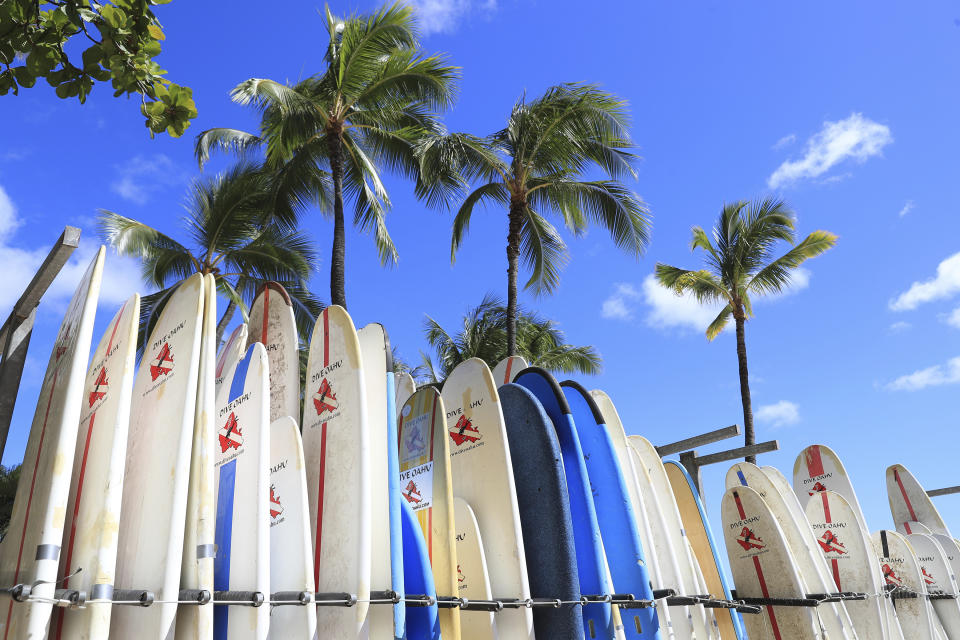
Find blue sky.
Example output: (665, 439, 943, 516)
(2, 0, 960, 556)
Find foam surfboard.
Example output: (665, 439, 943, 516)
(561, 381, 660, 640)
(514, 368, 617, 640)
(442, 359, 534, 640)
(888, 465, 950, 537)
(176, 273, 217, 640)
(111, 273, 204, 639)
(397, 387, 460, 640)
(721, 486, 821, 640)
(590, 391, 678, 640)
(216, 323, 248, 394)
(492, 356, 527, 385)
(213, 343, 270, 640)
(395, 372, 416, 415)
(302, 306, 371, 638)
(906, 522, 934, 535)
(268, 416, 317, 639)
(247, 282, 299, 424)
(452, 497, 497, 640)
(805, 489, 887, 639)
(664, 460, 745, 640)
(401, 500, 441, 639)
(726, 462, 856, 639)
(875, 530, 939, 640)
(500, 383, 583, 639)
(358, 323, 404, 639)
(907, 534, 960, 636)
(628, 436, 714, 640)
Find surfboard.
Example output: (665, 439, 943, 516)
(213, 343, 270, 640)
(590, 391, 677, 640)
(874, 530, 939, 640)
(906, 522, 934, 535)
(395, 372, 416, 415)
(514, 368, 617, 640)
(561, 381, 659, 640)
(907, 534, 960, 636)
(442, 359, 534, 640)
(726, 462, 856, 640)
(53, 290, 137, 640)
(268, 416, 317, 639)
(358, 323, 404, 639)
(176, 273, 216, 640)
(721, 485, 822, 640)
(401, 500, 441, 639)
(664, 460, 745, 640)
(111, 272, 204, 640)
(398, 387, 460, 640)
(628, 435, 714, 640)
(215, 323, 248, 394)
(500, 383, 583, 639)
(452, 497, 497, 640)
(302, 305, 370, 638)
(794, 445, 869, 532)
(492, 356, 527, 385)
(888, 465, 950, 537)
(247, 282, 299, 424)
(804, 489, 886, 639)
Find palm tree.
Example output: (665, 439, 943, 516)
(420, 294, 602, 383)
(195, 2, 458, 309)
(416, 83, 650, 356)
(655, 198, 836, 462)
(99, 161, 324, 354)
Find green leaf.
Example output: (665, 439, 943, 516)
(82, 45, 101, 69)
(0, 42, 14, 65)
(12, 66, 35, 88)
(55, 81, 71, 98)
(100, 6, 123, 28)
(147, 23, 165, 40)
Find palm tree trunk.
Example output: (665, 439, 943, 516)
(734, 310, 755, 463)
(327, 128, 347, 309)
(216, 298, 237, 347)
(505, 205, 523, 356)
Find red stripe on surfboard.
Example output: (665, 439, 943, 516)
(904, 522, 913, 534)
(894, 468, 918, 522)
(260, 286, 269, 344)
(216, 328, 238, 377)
(820, 492, 842, 590)
(503, 358, 514, 384)
(733, 491, 783, 640)
(805, 445, 825, 479)
(314, 309, 330, 591)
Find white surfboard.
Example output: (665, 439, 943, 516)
(906, 522, 934, 535)
(302, 306, 370, 638)
(874, 529, 939, 640)
(268, 416, 317, 639)
(888, 465, 950, 537)
(441, 358, 534, 640)
(908, 534, 960, 637)
(215, 323, 248, 394)
(111, 273, 204, 639)
(628, 435, 713, 640)
(3, 249, 107, 640)
(213, 343, 270, 640)
(395, 372, 416, 415)
(726, 462, 856, 640)
(590, 389, 677, 640)
(453, 497, 497, 640)
(247, 282, 299, 424)
(722, 485, 822, 640)
(491, 356, 527, 386)
(176, 273, 216, 640)
(398, 387, 460, 640)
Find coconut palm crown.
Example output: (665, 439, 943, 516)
(655, 198, 836, 462)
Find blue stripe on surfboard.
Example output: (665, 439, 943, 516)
(213, 346, 253, 640)
(737, 470, 747, 486)
(385, 370, 405, 639)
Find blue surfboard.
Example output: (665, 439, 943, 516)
(500, 383, 584, 639)
(561, 381, 661, 639)
(514, 367, 617, 640)
(401, 500, 441, 640)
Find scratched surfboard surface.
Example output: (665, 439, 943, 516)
(394, 372, 416, 415)
(721, 486, 822, 640)
(302, 305, 370, 638)
(491, 355, 527, 386)
(49, 292, 138, 640)
(398, 387, 460, 640)
(111, 273, 204, 639)
(452, 497, 497, 640)
(0, 248, 103, 640)
(246, 282, 299, 424)
(873, 530, 938, 640)
(215, 323, 248, 395)
(887, 464, 951, 537)
(212, 343, 270, 640)
(268, 416, 317, 639)
(908, 533, 960, 636)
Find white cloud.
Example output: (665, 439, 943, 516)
(110, 154, 185, 205)
(887, 356, 960, 391)
(642, 275, 726, 333)
(889, 252, 960, 311)
(768, 113, 892, 189)
(889, 321, 911, 332)
(943, 308, 960, 329)
(772, 133, 796, 150)
(898, 200, 914, 217)
(409, 0, 497, 35)
(601, 283, 641, 320)
(755, 400, 800, 428)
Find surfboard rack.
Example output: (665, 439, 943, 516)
(270, 590, 312, 605)
(458, 598, 503, 612)
(53, 589, 85, 607)
(1, 584, 31, 602)
(404, 594, 435, 607)
(313, 591, 358, 606)
(926, 485, 960, 497)
(651, 588, 675, 599)
(111, 588, 155, 606)
(212, 590, 264, 606)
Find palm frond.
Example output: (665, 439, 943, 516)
(748, 230, 837, 296)
(98, 210, 199, 288)
(519, 209, 568, 296)
(194, 128, 263, 168)
(450, 182, 509, 262)
(654, 264, 729, 304)
(705, 303, 732, 341)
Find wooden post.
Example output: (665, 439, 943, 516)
(927, 486, 960, 498)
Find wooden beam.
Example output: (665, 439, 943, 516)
(927, 486, 960, 498)
(689, 440, 779, 468)
(657, 424, 740, 456)
(0, 308, 36, 462)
